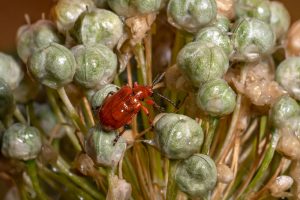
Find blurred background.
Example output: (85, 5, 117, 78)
(0, 0, 299, 53)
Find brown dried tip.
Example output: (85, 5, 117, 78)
(268, 175, 293, 198)
(217, 163, 234, 184)
(286, 20, 300, 57)
(290, 161, 300, 199)
(165, 65, 195, 92)
(276, 130, 300, 160)
(216, 0, 235, 20)
(107, 175, 132, 200)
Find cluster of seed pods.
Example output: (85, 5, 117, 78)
(0, 0, 300, 199)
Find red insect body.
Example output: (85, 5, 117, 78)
(98, 83, 154, 132)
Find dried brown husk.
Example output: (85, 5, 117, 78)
(268, 175, 293, 198)
(165, 65, 195, 92)
(106, 175, 132, 200)
(217, 163, 234, 183)
(286, 20, 300, 57)
(216, 0, 235, 20)
(276, 127, 300, 160)
(290, 161, 300, 199)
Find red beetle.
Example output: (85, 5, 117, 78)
(98, 73, 174, 142)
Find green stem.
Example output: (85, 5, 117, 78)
(56, 156, 104, 200)
(241, 129, 280, 198)
(166, 160, 179, 200)
(202, 117, 219, 155)
(25, 160, 49, 200)
(13, 106, 27, 124)
(56, 87, 88, 134)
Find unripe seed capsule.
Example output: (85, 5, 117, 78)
(1, 123, 42, 161)
(209, 14, 231, 33)
(235, 0, 271, 22)
(196, 79, 236, 116)
(71, 9, 124, 49)
(27, 43, 76, 89)
(85, 127, 126, 167)
(270, 95, 300, 128)
(72, 44, 118, 89)
(177, 41, 229, 87)
(0, 53, 23, 90)
(175, 154, 217, 198)
(0, 79, 15, 120)
(16, 19, 64, 63)
(154, 113, 204, 159)
(167, 0, 217, 33)
(108, 0, 162, 17)
(275, 57, 300, 101)
(269, 1, 290, 40)
(232, 18, 275, 61)
(282, 116, 300, 139)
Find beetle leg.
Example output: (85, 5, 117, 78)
(134, 82, 138, 88)
(145, 99, 155, 105)
(113, 128, 127, 145)
(141, 105, 153, 125)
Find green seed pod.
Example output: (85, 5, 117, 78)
(93, 0, 107, 8)
(27, 43, 76, 89)
(0, 79, 15, 120)
(154, 113, 204, 159)
(167, 0, 217, 33)
(270, 95, 300, 128)
(177, 41, 229, 87)
(209, 14, 231, 33)
(232, 18, 275, 61)
(282, 116, 300, 139)
(91, 84, 119, 111)
(16, 19, 64, 63)
(71, 9, 124, 49)
(175, 154, 217, 198)
(235, 0, 271, 22)
(269, 1, 290, 40)
(275, 57, 300, 101)
(196, 79, 236, 116)
(108, 0, 162, 17)
(85, 127, 126, 167)
(195, 26, 233, 56)
(0, 53, 23, 90)
(51, 0, 96, 33)
(72, 44, 117, 89)
(1, 123, 42, 161)
(13, 74, 39, 104)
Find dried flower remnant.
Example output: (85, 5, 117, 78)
(165, 65, 194, 92)
(216, 0, 235, 20)
(268, 175, 293, 198)
(286, 20, 300, 57)
(290, 161, 300, 199)
(217, 163, 234, 183)
(106, 175, 132, 200)
(276, 130, 300, 160)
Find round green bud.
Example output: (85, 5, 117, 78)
(177, 41, 229, 87)
(154, 113, 204, 159)
(167, 0, 217, 33)
(16, 19, 64, 63)
(51, 0, 96, 33)
(85, 127, 126, 167)
(275, 57, 300, 100)
(71, 9, 124, 49)
(72, 44, 117, 89)
(269, 1, 290, 40)
(282, 116, 300, 139)
(195, 26, 233, 56)
(196, 79, 236, 116)
(28, 43, 76, 89)
(209, 14, 231, 33)
(232, 18, 275, 61)
(175, 154, 217, 198)
(270, 95, 300, 128)
(1, 123, 42, 161)
(235, 0, 271, 22)
(0, 53, 23, 90)
(13, 74, 39, 104)
(108, 0, 162, 17)
(91, 84, 119, 111)
(0, 79, 15, 120)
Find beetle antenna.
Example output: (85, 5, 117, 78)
(153, 92, 177, 108)
(152, 72, 166, 87)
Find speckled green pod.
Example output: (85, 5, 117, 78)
(235, 0, 271, 22)
(51, 0, 95, 33)
(108, 0, 162, 17)
(0, 53, 23, 90)
(72, 44, 117, 89)
(196, 79, 236, 116)
(1, 123, 42, 161)
(16, 19, 64, 63)
(0, 79, 15, 120)
(85, 127, 126, 167)
(13, 75, 39, 104)
(175, 154, 217, 198)
(91, 84, 119, 110)
(232, 18, 275, 61)
(282, 116, 300, 139)
(209, 14, 231, 33)
(167, 0, 217, 33)
(270, 95, 300, 128)
(28, 43, 76, 89)
(195, 26, 233, 56)
(269, 1, 290, 40)
(154, 113, 203, 159)
(177, 41, 229, 87)
(71, 9, 124, 49)
(275, 58, 300, 100)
